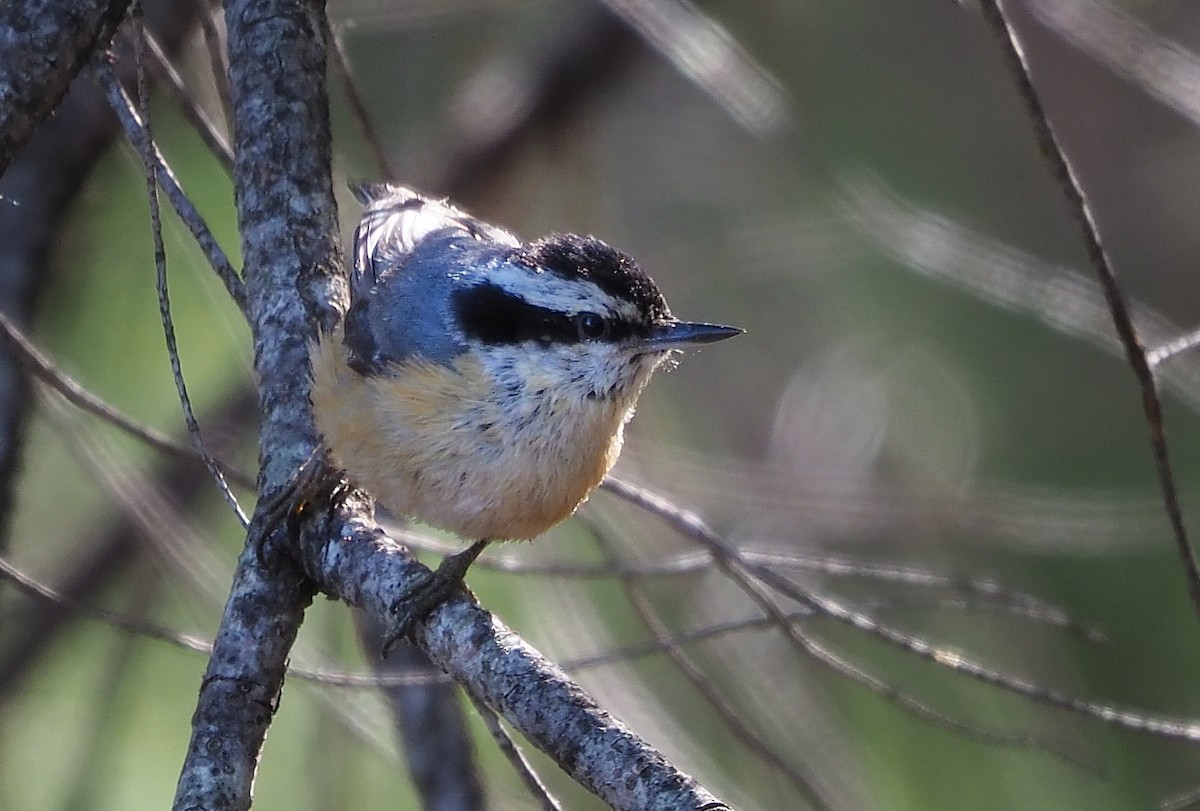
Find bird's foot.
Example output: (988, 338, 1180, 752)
(249, 448, 346, 565)
(382, 539, 491, 655)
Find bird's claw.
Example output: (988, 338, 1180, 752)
(249, 449, 344, 566)
(381, 538, 490, 655)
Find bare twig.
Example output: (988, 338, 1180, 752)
(406, 529, 709, 577)
(2, 545, 454, 691)
(194, 0, 232, 127)
(746, 548, 1104, 643)
(135, 25, 234, 171)
(117, 17, 247, 528)
(323, 16, 393, 180)
(0, 552, 211, 653)
(0, 0, 206, 584)
(95, 59, 248, 314)
(848, 593, 1102, 642)
(465, 691, 564, 811)
(974, 0, 1200, 619)
(593, 529, 836, 810)
(604, 477, 1200, 744)
(0, 386, 255, 694)
(0, 309, 254, 489)
(563, 609, 806, 672)
(417, 513, 1102, 640)
(764, 561, 1199, 740)
(603, 478, 1100, 768)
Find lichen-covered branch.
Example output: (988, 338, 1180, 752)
(171, 0, 341, 807)
(297, 495, 730, 811)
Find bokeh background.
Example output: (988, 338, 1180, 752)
(6, 0, 1200, 808)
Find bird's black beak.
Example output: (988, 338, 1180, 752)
(644, 320, 743, 351)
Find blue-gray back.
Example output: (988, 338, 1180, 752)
(343, 185, 520, 372)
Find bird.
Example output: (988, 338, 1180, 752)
(309, 183, 740, 640)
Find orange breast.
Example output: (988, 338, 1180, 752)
(310, 334, 628, 540)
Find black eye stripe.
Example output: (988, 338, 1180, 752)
(453, 283, 573, 345)
(452, 282, 638, 346)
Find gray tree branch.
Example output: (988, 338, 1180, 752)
(171, 0, 339, 806)
(296, 494, 729, 811)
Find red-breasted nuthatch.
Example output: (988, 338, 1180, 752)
(311, 184, 740, 633)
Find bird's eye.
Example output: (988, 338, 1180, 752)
(575, 312, 609, 341)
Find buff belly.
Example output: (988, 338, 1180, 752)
(310, 336, 630, 540)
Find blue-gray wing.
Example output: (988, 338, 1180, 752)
(344, 184, 520, 373)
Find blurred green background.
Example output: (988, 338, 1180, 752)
(7, 0, 1200, 808)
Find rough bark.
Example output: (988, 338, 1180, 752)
(171, 0, 341, 807)
(299, 496, 729, 811)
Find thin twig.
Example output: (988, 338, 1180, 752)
(134, 26, 234, 172)
(406, 521, 1102, 642)
(974, 0, 1200, 620)
(0, 550, 445, 688)
(601, 480, 1095, 767)
(0, 552, 211, 654)
(400, 529, 713, 578)
(604, 476, 1200, 744)
(0, 310, 254, 490)
(121, 18, 248, 528)
(847, 594, 1102, 642)
(744, 549, 1105, 643)
(762, 559, 1199, 741)
(464, 691, 564, 811)
(779, 607, 1098, 772)
(194, 0, 232, 127)
(563, 609, 806, 671)
(323, 15, 393, 180)
(94, 59, 248, 315)
(593, 530, 836, 809)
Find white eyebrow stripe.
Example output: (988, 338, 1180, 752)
(483, 263, 642, 319)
